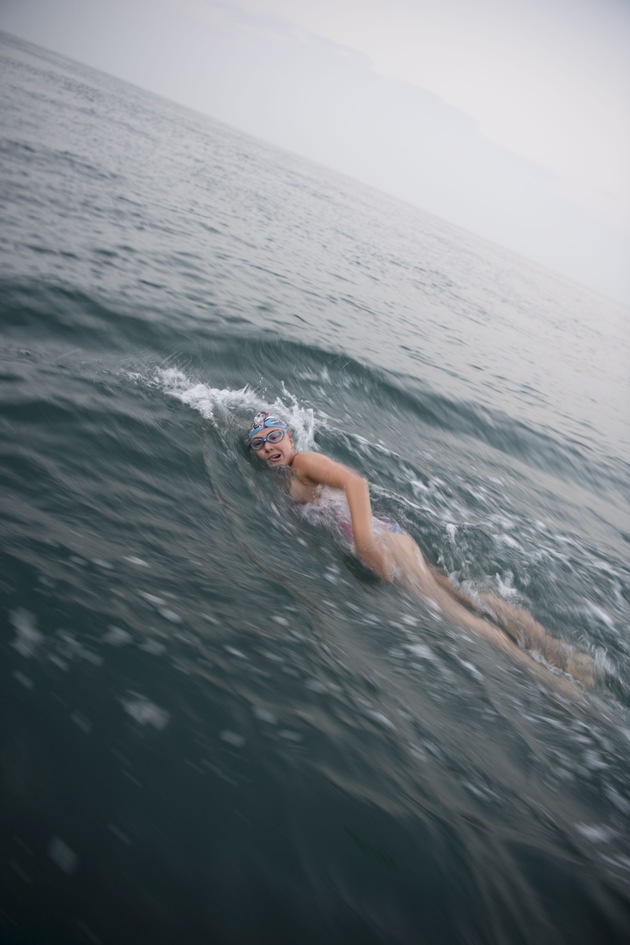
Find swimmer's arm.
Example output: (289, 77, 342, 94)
(291, 452, 393, 580)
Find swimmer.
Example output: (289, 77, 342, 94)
(246, 411, 599, 692)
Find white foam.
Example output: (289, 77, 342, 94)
(156, 368, 252, 419)
(407, 643, 435, 660)
(496, 533, 523, 551)
(154, 368, 317, 449)
(494, 572, 519, 599)
(459, 658, 484, 682)
(400, 614, 419, 627)
(582, 601, 616, 631)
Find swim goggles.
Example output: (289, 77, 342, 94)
(247, 412, 288, 450)
(249, 428, 286, 451)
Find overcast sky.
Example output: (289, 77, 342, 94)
(2, 0, 629, 303)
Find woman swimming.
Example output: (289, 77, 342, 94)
(247, 411, 599, 692)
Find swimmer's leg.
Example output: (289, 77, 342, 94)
(377, 533, 502, 630)
(472, 590, 599, 689)
(378, 533, 586, 698)
(413, 558, 597, 689)
(378, 532, 527, 639)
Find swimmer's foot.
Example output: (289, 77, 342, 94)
(475, 591, 602, 689)
(565, 651, 600, 690)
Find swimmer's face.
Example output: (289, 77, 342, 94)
(252, 426, 296, 467)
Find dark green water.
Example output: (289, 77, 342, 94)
(1, 31, 630, 945)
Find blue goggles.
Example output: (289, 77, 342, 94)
(249, 428, 287, 451)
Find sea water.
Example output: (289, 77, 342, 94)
(1, 31, 629, 945)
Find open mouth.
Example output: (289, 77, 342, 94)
(267, 451, 283, 462)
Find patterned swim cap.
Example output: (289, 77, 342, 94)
(247, 410, 288, 441)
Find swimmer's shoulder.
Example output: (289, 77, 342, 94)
(290, 450, 317, 478)
(291, 451, 362, 499)
(291, 450, 344, 485)
(290, 451, 320, 493)
(288, 452, 321, 502)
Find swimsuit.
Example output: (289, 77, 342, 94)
(375, 516, 406, 536)
(339, 515, 406, 544)
(294, 489, 406, 547)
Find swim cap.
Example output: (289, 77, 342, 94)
(247, 410, 288, 441)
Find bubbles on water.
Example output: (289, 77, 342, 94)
(120, 694, 170, 730)
(224, 645, 247, 659)
(604, 785, 630, 815)
(495, 533, 523, 551)
(492, 571, 520, 599)
(200, 612, 220, 624)
(138, 590, 183, 624)
(575, 823, 618, 844)
(71, 711, 92, 734)
(123, 555, 150, 568)
(220, 730, 245, 748)
(10, 608, 43, 658)
(252, 706, 278, 724)
(55, 630, 103, 667)
(324, 563, 342, 584)
(47, 836, 78, 874)
(365, 710, 395, 730)
(456, 657, 485, 682)
(12, 669, 34, 689)
(579, 746, 609, 774)
(138, 639, 167, 655)
(138, 591, 165, 606)
(258, 648, 285, 664)
(400, 614, 419, 627)
(92, 557, 113, 570)
(406, 643, 434, 661)
(159, 607, 182, 624)
(102, 625, 132, 646)
(272, 615, 290, 626)
(580, 601, 616, 633)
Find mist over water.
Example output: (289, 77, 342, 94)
(1, 31, 630, 945)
